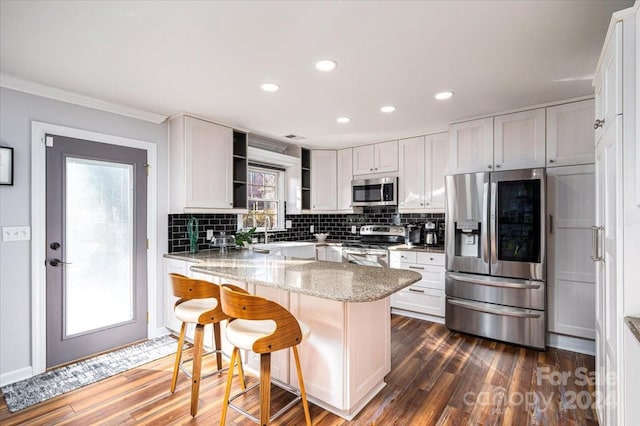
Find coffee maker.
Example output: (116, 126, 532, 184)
(423, 219, 444, 247)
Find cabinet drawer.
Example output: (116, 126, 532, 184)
(416, 252, 445, 266)
(396, 251, 417, 263)
(399, 264, 444, 289)
(391, 286, 444, 317)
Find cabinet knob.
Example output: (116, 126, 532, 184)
(495, 164, 501, 168)
(420, 203, 424, 206)
(593, 119, 605, 129)
(549, 159, 555, 163)
(425, 202, 429, 206)
(488, 165, 492, 169)
(229, 203, 233, 206)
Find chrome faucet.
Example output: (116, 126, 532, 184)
(264, 216, 271, 244)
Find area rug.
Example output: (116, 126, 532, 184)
(1, 335, 179, 413)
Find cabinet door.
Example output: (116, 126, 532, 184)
(398, 136, 425, 210)
(374, 140, 398, 173)
(337, 148, 353, 210)
(311, 150, 337, 211)
(316, 246, 327, 261)
(425, 132, 448, 210)
(449, 117, 494, 173)
(184, 117, 233, 208)
(163, 259, 192, 333)
(352, 144, 375, 175)
(547, 165, 596, 339)
(595, 23, 622, 144)
(494, 108, 546, 170)
(327, 246, 343, 263)
(547, 100, 595, 167)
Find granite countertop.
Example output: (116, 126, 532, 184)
(624, 316, 640, 343)
(164, 249, 422, 303)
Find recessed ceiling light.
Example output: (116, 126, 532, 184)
(380, 105, 396, 113)
(316, 59, 337, 71)
(337, 117, 351, 123)
(434, 91, 454, 100)
(261, 82, 280, 92)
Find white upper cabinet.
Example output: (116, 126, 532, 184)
(169, 115, 234, 212)
(336, 148, 353, 211)
(448, 117, 494, 173)
(546, 99, 595, 167)
(353, 140, 398, 175)
(425, 132, 449, 210)
(398, 132, 448, 212)
(494, 108, 546, 170)
(398, 136, 426, 209)
(311, 150, 337, 211)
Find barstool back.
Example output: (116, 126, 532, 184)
(169, 273, 228, 324)
(220, 284, 302, 353)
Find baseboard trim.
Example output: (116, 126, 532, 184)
(547, 333, 595, 355)
(0, 367, 34, 387)
(390, 308, 445, 324)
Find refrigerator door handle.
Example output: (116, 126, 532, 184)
(447, 272, 541, 289)
(448, 298, 542, 318)
(489, 181, 497, 266)
(482, 181, 491, 265)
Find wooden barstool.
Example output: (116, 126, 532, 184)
(169, 273, 245, 416)
(219, 284, 312, 426)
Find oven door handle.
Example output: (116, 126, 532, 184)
(446, 273, 541, 290)
(448, 298, 542, 318)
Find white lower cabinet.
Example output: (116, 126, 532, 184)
(389, 251, 445, 318)
(163, 258, 194, 333)
(316, 245, 343, 262)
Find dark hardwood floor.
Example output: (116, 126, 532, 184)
(0, 315, 598, 425)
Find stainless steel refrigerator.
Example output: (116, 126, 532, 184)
(445, 168, 546, 349)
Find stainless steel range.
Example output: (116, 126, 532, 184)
(342, 225, 405, 267)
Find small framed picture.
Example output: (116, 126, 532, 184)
(0, 146, 14, 185)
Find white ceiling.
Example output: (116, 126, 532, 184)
(0, 0, 633, 148)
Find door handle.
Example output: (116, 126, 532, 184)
(591, 226, 604, 261)
(49, 258, 72, 267)
(593, 119, 605, 129)
(448, 298, 542, 318)
(549, 214, 553, 234)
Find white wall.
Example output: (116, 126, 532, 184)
(0, 87, 168, 381)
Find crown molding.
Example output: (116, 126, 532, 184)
(0, 74, 167, 124)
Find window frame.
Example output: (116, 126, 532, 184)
(237, 166, 286, 232)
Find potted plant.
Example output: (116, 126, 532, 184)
(234, 227, 256, 248)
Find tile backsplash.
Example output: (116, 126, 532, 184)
(168, 206, 444, 253)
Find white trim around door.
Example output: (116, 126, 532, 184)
(31, 121, 158, 376)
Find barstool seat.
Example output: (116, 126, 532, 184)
(174, 298, 219, 323)
(225, 319, 311, 351)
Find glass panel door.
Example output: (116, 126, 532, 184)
(496, 179, 541, 263)
(65, 157, 134, 336)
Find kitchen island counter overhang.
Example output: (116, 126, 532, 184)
(164, 249, 421, 419)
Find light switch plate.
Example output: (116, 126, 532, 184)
(206, 229, 214, 240)
(351, 225, 357, 234)
(2, 226, 31, 242)
(285, 220, 292, 229)
(310, 225, 314, 233)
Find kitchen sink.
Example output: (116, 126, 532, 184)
(252, 242, 316, 259)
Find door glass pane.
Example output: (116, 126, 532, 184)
(496, 179, 541, 263)
(65, 157, 134, 336)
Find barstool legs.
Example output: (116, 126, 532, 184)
(292, 346, 312, 426)
(191, 323, 205, 416)
(220, 347, 239, 425)
(170, 322, 187, 393)
(259, 353, 272, 426)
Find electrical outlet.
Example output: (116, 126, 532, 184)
(310, 225, 314, 233)
(2, 226, 31, 242)
(285, 220, 292, 229)
(206, 229, 214, 240)
(351, 225, 357, 234)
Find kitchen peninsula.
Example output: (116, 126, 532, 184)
(163, 249, 421, 419)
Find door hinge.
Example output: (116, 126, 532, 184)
(144, 164, 150, 176)
(146, 238, 149, 250)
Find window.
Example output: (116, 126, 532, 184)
(238, 167, 284, 231)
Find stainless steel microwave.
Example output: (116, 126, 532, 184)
(351, 177, 398, 207)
